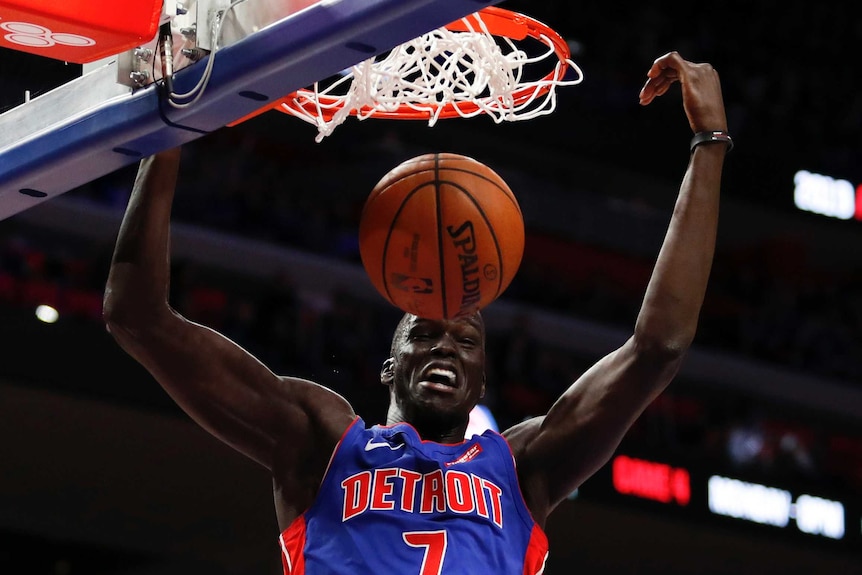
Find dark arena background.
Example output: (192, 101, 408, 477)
(1, 1, 861, 574)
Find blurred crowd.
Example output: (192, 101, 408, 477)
(1, 126, 860, 492)
(503, 0, 862, 193)
(73, 129, 862, 384)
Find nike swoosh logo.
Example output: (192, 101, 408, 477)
(365, 438, 405, 451)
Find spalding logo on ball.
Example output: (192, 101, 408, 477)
(359, 153, 525, 319)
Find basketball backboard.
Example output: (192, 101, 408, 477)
(0, 0, 502, 221)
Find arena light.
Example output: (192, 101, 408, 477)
(612, 455, 690, 505)
(35, 304, 59, 323)
(707, 475, 846, 540)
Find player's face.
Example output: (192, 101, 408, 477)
(386, 314, 486, 422)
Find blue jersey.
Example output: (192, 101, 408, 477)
(280, 417, 548, 575)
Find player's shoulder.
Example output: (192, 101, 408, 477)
(277, 374, 357, 436)
(278, 375, 353, 406)
(501, 416, 545, 460)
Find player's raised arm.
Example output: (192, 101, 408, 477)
(103, 148, 355, 471)
(506, 52, 730, 524)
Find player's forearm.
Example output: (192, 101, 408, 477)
(633, 144, 724, 355)
(104, 149, 182, 329)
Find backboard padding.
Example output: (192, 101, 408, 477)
(0, 0, 502, 221)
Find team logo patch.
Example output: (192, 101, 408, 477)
(445, 443, 482, 467)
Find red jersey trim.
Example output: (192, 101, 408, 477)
(279, 515, 307, 575)
(523, 524, 549, 575)
(320, 416, 362, 487)
(279, 416, 361, 575)
(496, 430, 550, 553)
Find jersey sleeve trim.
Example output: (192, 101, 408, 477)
(491, 430, 550, 542)
(523, 524, 550, 575)
(319, 416, 363, 489)
(279, 514, 307, 574)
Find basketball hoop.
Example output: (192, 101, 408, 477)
(231, 7, 583, 141)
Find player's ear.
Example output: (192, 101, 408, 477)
(480, 374, 486, 399)
(381, 358, 394, 386)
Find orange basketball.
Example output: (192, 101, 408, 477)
(359, 153, 524, 319)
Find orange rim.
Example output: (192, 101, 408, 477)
(275, 6, 572, 123)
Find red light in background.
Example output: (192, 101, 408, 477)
(856, 184, 862, 221)
(612, 455, 690, 505)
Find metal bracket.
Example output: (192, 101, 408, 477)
(116, 0, 202, 89)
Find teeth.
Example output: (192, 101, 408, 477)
(428, 368, 456, 384)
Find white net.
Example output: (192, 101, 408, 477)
(280, 12, 584, 142)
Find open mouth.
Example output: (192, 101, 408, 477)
(419, 367, 458, 391)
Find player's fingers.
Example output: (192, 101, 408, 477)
(646, 51, 685, 78)
(639, 74, 678, 104)
(638, 87, 652, 105)
(639, 80, 658, 104)
(655, 76, 678, 95)
(653, 73, 679, 91)
(641, 53, 686, 104)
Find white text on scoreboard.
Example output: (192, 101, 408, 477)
(793, 170, 862, 221)
(707, 475, 845, 540)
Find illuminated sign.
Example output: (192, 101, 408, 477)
(612, 455, 690, 505)
(708, 475, 791, 527)
(793, 170, 862, 221)
(587, 455, 859, 550)
(795, 494, 846, 540)
(707, 475, 845, 540)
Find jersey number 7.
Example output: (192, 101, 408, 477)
(403, 530, 448, 575)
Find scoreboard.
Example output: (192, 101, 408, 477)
(794, 169, 862, 221)
(579, 453, 860, 553)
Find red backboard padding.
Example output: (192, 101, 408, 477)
(0, 0, 162, 63)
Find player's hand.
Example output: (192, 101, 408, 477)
(638, 51, 727, 134)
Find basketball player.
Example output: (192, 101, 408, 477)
(104, 52, 730, 573)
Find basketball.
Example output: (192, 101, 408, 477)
(359, 153, 524, 320)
